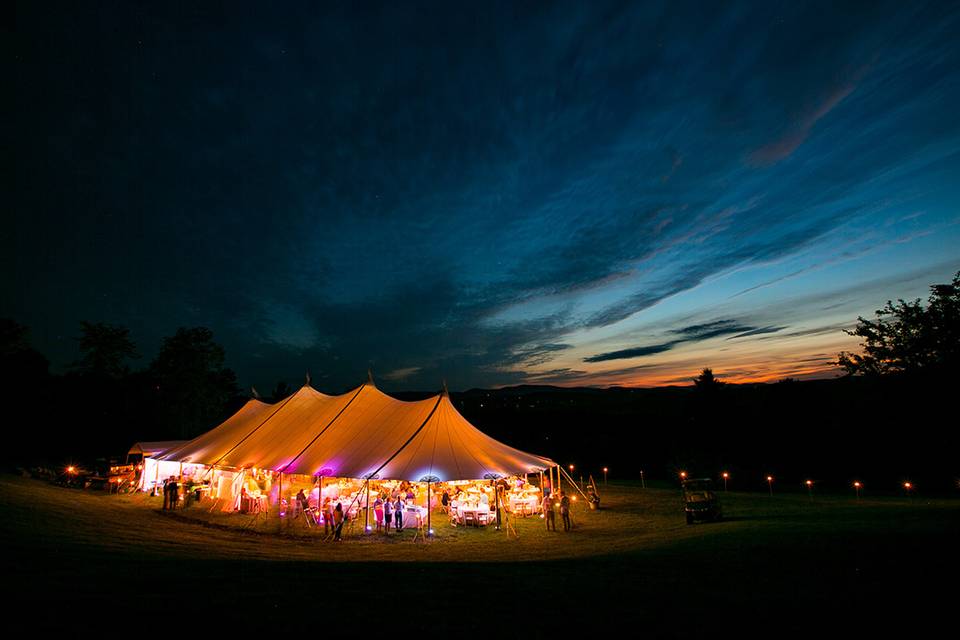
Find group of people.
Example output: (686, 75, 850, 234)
(541, 490, 573, 532)
(161, 476, 180, 510)
(294, 489, 346, 540)
(372, 494, 412, 533)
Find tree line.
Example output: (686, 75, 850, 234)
(0, 321, 269, 465)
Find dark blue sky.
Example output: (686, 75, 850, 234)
(7, 1, 960, 391)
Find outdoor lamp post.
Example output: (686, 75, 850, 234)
(766, 475, 774, 497)
(722, 471, 729, 492)
(640, 469, 645, 489)
(805, 479, 814, 501)
(603, 467, 608, 487)
(679, 470, 687, 485)
(853, 481, 861, 500)
(903, 481, 913, 497)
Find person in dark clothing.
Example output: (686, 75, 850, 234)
(440, 490, 450, 514)
(333, 502, 345, 541)
(559, 492, 571, 531)
(168, 477, 179, 511)
(394, 497, 404, 531)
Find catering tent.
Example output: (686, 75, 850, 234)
(157, 381, 554, 482)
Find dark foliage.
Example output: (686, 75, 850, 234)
(71, 321, 139, 379)
(149, 327, 240, 440)
(838, 271, 960, 375)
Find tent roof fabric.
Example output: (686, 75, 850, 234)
(160, 383, 554, 481)
(128, 441, 189, 456)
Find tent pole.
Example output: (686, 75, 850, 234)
(318, 474, 323, 532)
(279, 472, 283, 521)
(427, 481, 431, 538)
(364, 479, 370, 533)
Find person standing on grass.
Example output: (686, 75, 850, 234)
(440, 489, 450, 514)
(383, 494, 393, 534)
(560, 491, 571, 531)
(542, 492, 556, 531)
(323, 497, 335, 535)
(333, 502, 345, 541)
(374, 495, 384, 533)
(394, 496, 404, 531)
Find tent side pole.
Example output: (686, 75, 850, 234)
(559, 466, 590, 501)
(427, 481, 431, 537)
(364, 479, 370, 533)
(279, 472, 283, 520)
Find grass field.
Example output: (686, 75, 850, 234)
(2, 474, 957, 636)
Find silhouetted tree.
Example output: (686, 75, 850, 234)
(271, 380, 292, 401)
(0, 319, 51, 461)
(693, 368, 724, 390)
(149, 327, 239, 439)
(838, 271, 960, 376)
(0, 318, 49, 397)
(71, 321, 139, 379)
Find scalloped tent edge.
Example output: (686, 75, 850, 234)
(151, 380, 555, 482)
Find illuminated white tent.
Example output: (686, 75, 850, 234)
(156, 381, 554, 482)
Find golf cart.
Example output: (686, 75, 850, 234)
(682, 478, 722, 524)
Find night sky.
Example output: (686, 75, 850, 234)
(7, 1, 960, 392)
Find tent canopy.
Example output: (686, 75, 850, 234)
(128, 441, 189, 457)
(158, 382, 554, 481)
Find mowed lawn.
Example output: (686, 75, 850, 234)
(2, 475, 957, 636)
